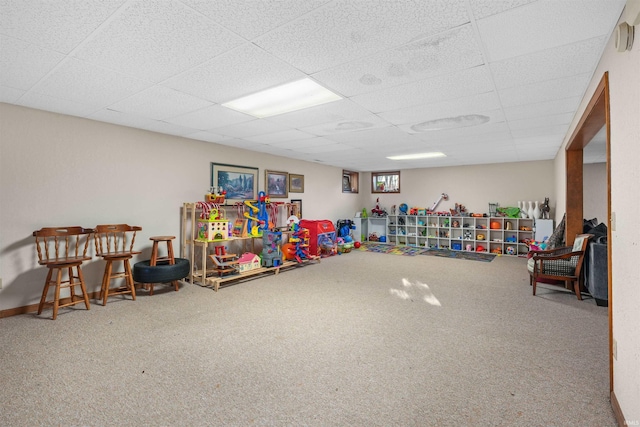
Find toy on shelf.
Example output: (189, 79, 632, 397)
(243, 192, 270, 237)
(257, 191, 270, 231)
(450, 203, 467, 216)
(261, 230, 283, 267)
(496, 206, 520, 218)
(541, 197, 551, 219)
(205, 186, 226, 204)
(371, 198, 387, 217)
(237, 252, 261, 273)
(429, 193, 449, 212)
(197, 208, 230, 241)
(208, 246, 239, 277)
(489, 202, 499, 217)
(399, 203, 408, 215)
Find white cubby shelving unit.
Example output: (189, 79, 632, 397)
(367, 214, 535, 256)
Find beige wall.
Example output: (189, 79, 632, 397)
(554, 10, 640, 421)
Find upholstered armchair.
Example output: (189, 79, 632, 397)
(528, 234, 593, 300)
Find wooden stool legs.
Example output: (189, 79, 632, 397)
(100, 258, 136, 306)
(38, 264, 90, 320)
(147, 236, 179, 295)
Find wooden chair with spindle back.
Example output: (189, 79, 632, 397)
(32, 226, 95, 320)
(94, 224, 142, 306)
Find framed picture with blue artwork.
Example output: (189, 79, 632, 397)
(210, 163, 258, 204)
(265, 170, 288, 198)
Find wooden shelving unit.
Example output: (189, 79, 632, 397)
(181, 202, 319, 291)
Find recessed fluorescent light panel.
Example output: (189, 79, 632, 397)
(387, 152, 446, 160)
(222, 78, 342, 118)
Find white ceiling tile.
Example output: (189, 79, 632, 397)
(163, 43, 306, 104)
(108, 85, 213, 120)
(508, 112, 574, 131)
(210, 119, 290, 138)
(292, 143, 355, 154)
(244, 129, 316, 144)
(470, 0, 538, 20)
(401, 109, 506, 134)
(185, 131, 235, 144)
(265, 99, 374, 128)
(182, 0, 331, 40)
(313, 24, 484, 97)
(326, 126, 422, 146)
(269, 138, 325, 150)
(208, 139, 272, 151)
(411, 122, 511, 142)
(16, 92, 101, 117)
(498, 73, 591, 107)
(513, 135, 567, 147)
(0, 85, 25, 103)
(165, 104, 254, 130)
(0, 35, 66, 91)
(255, 0, 469, 73)
(379, 92, 501, 125)
(73, 0, 245, 82)
(0, 0, 126, 53)
(299, 114, 390, 136)
(511, 124, 569, 139)
(490, 36, 607, 90)
(477, 0, 625, 62)
(139, 120, 196, 137)
(502, 96, 581, 121)
(28, 58, 153, 108)
(89, 108, 169, 130)
(243, 144, 295, 158)
(351, 65, 494, 113)
(516, 146, 561, 161)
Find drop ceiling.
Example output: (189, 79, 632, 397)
(0, 0, 624, 171)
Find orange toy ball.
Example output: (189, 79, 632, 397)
(281, 243, 296, 260)
(354, 241, 361, 249)
(490, 221, 501, 230)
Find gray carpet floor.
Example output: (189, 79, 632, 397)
(0, 251, 613, 426)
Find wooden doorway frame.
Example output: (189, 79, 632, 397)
(565, 72, 612, 392)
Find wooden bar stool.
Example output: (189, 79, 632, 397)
(94, 224, 142, 306)
(148, 236, 179, 295)
(33, 226, 94, 320)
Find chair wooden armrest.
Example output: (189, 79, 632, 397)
(530, 246, 573, 257)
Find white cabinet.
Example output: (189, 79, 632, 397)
(384, 214, 534, 256)
(534, 219, 554, 241)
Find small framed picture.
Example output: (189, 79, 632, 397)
(290, 199, 302, 218)
(265, 170, 288, 198)
(289, 174, 304, 193)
